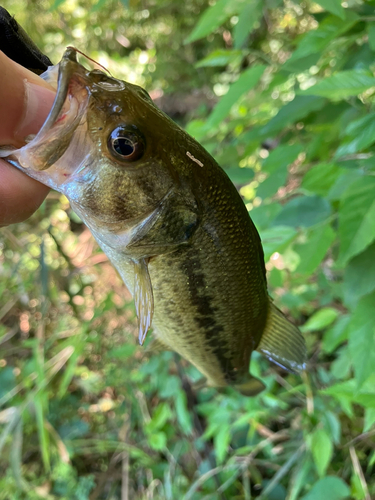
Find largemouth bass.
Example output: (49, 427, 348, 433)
(1, 47, 306, 396)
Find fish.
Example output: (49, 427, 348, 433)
(0, 47, 306, 396)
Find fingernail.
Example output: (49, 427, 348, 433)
(15, 82, 56, 140)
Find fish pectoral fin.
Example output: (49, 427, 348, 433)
(256, 300, 306, 373)
(235, 376, 266, 397)
(127, 190, 198, 257)
(134, 258, 154, 345)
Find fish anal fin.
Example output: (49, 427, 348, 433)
(256, 300, 306, 373)
(134, 258, 154, 345)
(235, 376, 266, 397)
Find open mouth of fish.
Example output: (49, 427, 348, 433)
(0, 47, 123, 192)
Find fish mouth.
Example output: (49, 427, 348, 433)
(0, 47, 94, 191)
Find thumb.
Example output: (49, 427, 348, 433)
(0, 51, 56, 226)
(0, 50, 56, 146)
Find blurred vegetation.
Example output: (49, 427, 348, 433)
(1, 0, 375, 498)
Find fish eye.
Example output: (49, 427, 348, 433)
(108, 125, 145, 162)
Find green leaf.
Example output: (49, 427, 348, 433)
(343, 242, 375, 307)
(327, 170, 364, 202)
(322, 316, 350, 354)
(331, 347, 353, 383)
(284, 12, 358, 71)
(261, 96, 326, 136)
(225, 167, 254, 184)
(175, 391, 193, 435)
(185, 0, 247, 43)
(205, 65, 265, 129)
(323, 411, 341, 444)
(295, 223, 335, 276)
(251, 203, 282, 230)
(233, 0, 262, 48)
(301, 308, 339, 333)
(368, 24, 375, 52)
(338, 176, 375, 265)
(301, 477, 350, 500)
(34, 395, 50, 472)
(364, 408, 375, 432)
(146, 403, 171, 433)
(148, 432, 167, 451)
(257, 144, 302, 199)
(348, 292, 375, 387)
(310, 428, 333, 477)
(214, 424, 231, 464)
(257, 168, 288, 200)
(302, 163, 343, 197)
(260, 226, 298, 261)
(335, 113, 375, 157)
(314, 0, 345, 19)
(272, 196, 332, 228)
(300, 70, 375, 100)
(195, 49, 242, 68)
(262, 144, 302, 174)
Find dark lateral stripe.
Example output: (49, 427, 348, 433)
(181, 250, 237, 382)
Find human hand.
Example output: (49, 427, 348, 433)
(0, 51, 56, 226)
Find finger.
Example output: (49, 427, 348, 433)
(0, 160, 50, 226)
(0, 51, 55, 225)
(0, 51, 55, 146)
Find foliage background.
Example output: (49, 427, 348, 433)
(1, 0, 375, 498)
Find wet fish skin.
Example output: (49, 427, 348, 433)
(1, 48, 306, 395)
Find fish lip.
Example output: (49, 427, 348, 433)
(35, 47, 89, 145)
(0, 48, 94, 190)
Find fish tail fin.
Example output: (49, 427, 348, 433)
(256, 299, 306, 373)
(235, 376, 266, 397)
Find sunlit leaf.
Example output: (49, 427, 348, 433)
(284, 12, 358, 71)
(261, 96, 326, 136)
(338, 176, 375, 265)
(301, 476, 350, 500)
(260, 226, 298, 261)
(205, 65, 265, 129)
(300, 70, 375, 100)
(185, 0, 247, 43)
(148, 432, 167, 451)
(301, 308, 339, 333)
(195, 49, 242, 68)
(314, 0, 345, 19)
(310, 428, 333, 477)
(214, 424, 231, 464)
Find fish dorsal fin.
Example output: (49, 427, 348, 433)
(256, 300, 306, 373)
(134, 258, 154, 345)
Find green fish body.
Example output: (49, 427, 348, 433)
(0, 47, 306, 395)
